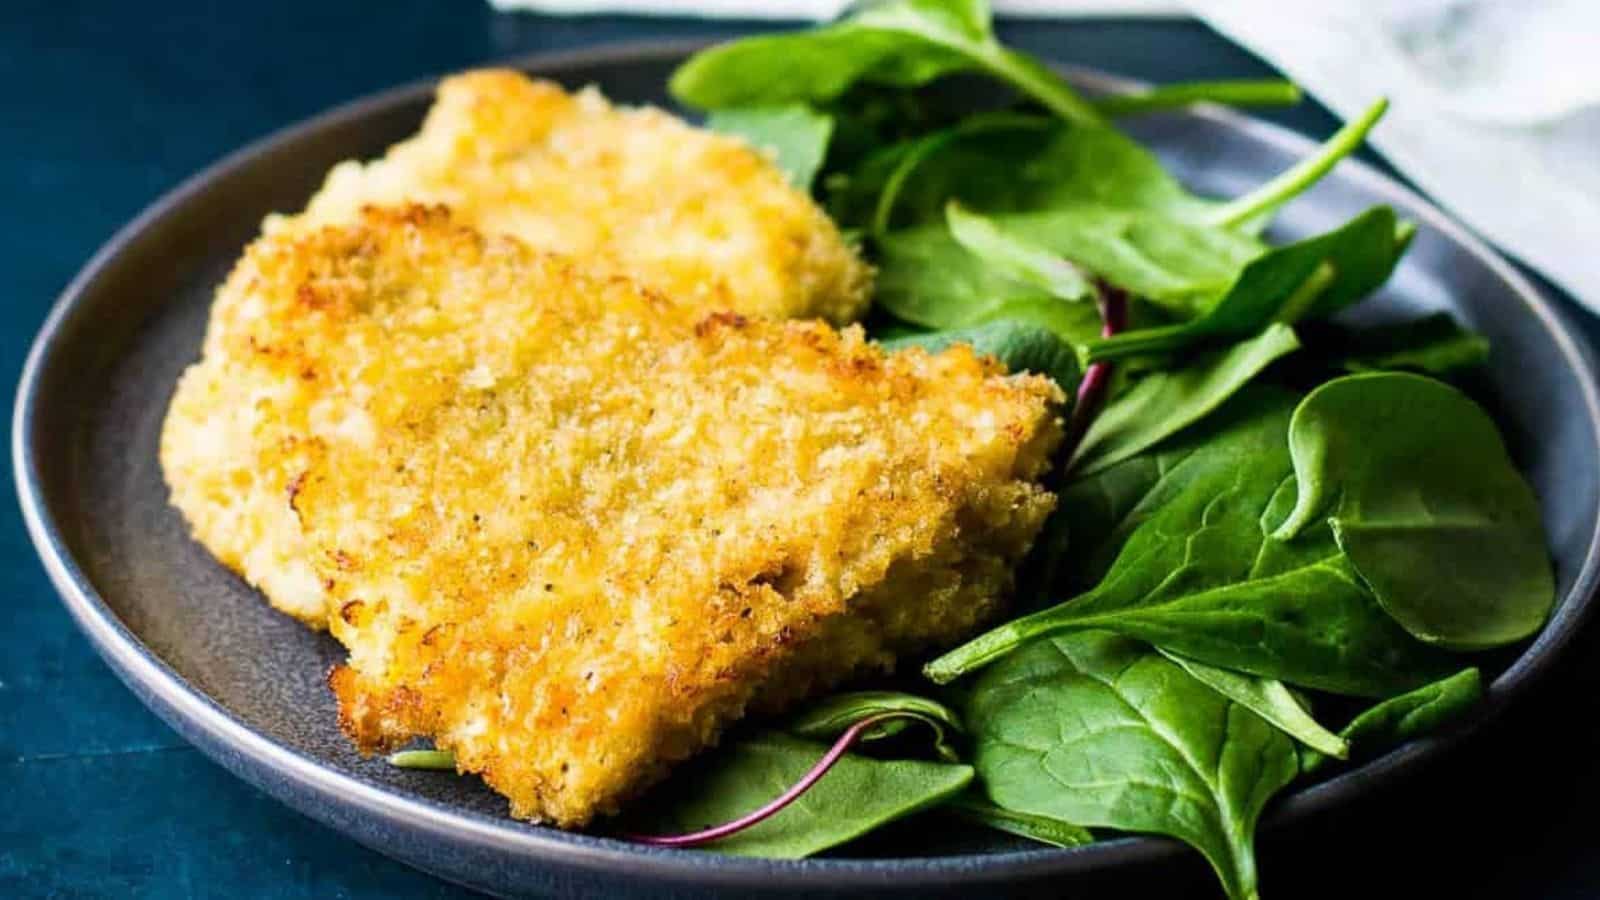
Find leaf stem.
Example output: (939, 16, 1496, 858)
(1203, 98, 1389, 229)
(979, 47, 1105, 126)
(387, 749, 458, 770)
(1094, 79, 1302, 117)
(1061, 285, 1128, 458)
(621, 712, 906, 848)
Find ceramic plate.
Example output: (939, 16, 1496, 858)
(15, 42, 1600, 898)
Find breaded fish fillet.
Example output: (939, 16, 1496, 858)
(164, 70, 870, 622)
(271, 69, 871, 324)
(177, 207, 1061, 826)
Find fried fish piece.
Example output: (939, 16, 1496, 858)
(271, 69, 870, 324)
(187, 207, 1061, 826)
(164, 70, 870, 623)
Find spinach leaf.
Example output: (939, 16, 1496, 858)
(708, 105, 835, 189)
(1094, 79, 1301, 117)
(944, 793, 1094, 847)
(1275, 373, 1553, 649)
(670, 0, 1102, 124)
(946, 202, 1094, 302)
(636, 732, 972, 858)
(926, 388, 1456, 696)
(1158, 649, 1348, 758)
(858, 117, 1215, 234)
(901, 205, 1264, 315)
(880, 318, 1080, 388)
(1302, 668, 1482, 774)
(787, 691, 964, 762)
(1070, 323, 1300, 476)
(1306, 312, 1490, 376)
(1085, 206, 1407, 363)
(963, 631, 1299, 900)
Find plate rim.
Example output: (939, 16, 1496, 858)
(14, 37, 1600, 891)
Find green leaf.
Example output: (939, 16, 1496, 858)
(1307, 312, 1491, 376)
(669, 0, 1101, 124)
(943, 793, 1094, 847)
(920, 205, 1266, 315)
(1070, 323, 1301, 476)
(1302, 668, 1482, 774)
(636, 732, 973, 858)
(707, 105, 835, 189)
(963, 632, 1299, 900)
(786, 691, 965, 762)
(946, 202, 1094, 302)
(1085, 206, 1407, 363)
(1094, 79, 1302, 117)
(880, 319, 1082, 389)
(858, 118, 1215, 233)
(926, 388, 1456, 696)
(1275, 373, 1553, 649)
(1158, 649, 1348, 758)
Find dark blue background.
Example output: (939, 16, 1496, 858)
(4, 3, 1597, 897)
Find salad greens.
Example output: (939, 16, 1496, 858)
(1306, 312, 1491, 377)
(943, 793, 1094, 847)
(632, 731, 973, 858)
(963, 631, 1300, 900)
(402, 4, 1556, 895)
(786, 690, 965, 762)
(671, 0, 1103, 124)
(1301, 668, 1483, 774)
(1068, 322, 1299, 475)
(925, 389, 1460, 696)
(1276, 373, 1553, 649)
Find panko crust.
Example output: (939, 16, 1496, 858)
(270, 69, 872, 324)
(166, 207, 1063, 827)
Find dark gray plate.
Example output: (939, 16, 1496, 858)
(14, 41, 1600, 899)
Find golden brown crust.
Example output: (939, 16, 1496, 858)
(165, 207, 1063, 826)
(271, 69, 872, 324)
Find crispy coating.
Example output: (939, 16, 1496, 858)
(271, 69, 871, 324)
(170, 207, 1063, 826)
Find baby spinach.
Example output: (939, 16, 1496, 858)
(1275, 373, 1553, 649)
(911, 205, 1265, 315)
(926, 388, 1456, 696)
(963, 631, 1299, 900)
(946, 202, 1094, 302)
(858, 117, 1216, 234)
(1306, 312, 1490, 377)
(1302, 668, 1482, 774)
(670, 0, 1102, 124)
(1069, 323, 1300, 476)
(1158, 650, 1348, 758)
(635, 732, 972, 858)
(1084, 206, 1407, 363)
(707, 105, 835, 189)
(880, 319, 1080, 388)
(787, 691, 964, 762)
(944, 793, 1094, 848)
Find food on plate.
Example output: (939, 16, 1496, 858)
(271, 69, 871, 324)
(164, 71, 873, 624)
(160, 1, 1560, 893)
(178, 205, 1063, 826)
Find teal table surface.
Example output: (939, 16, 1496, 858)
(5, 2, 1598, 897)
